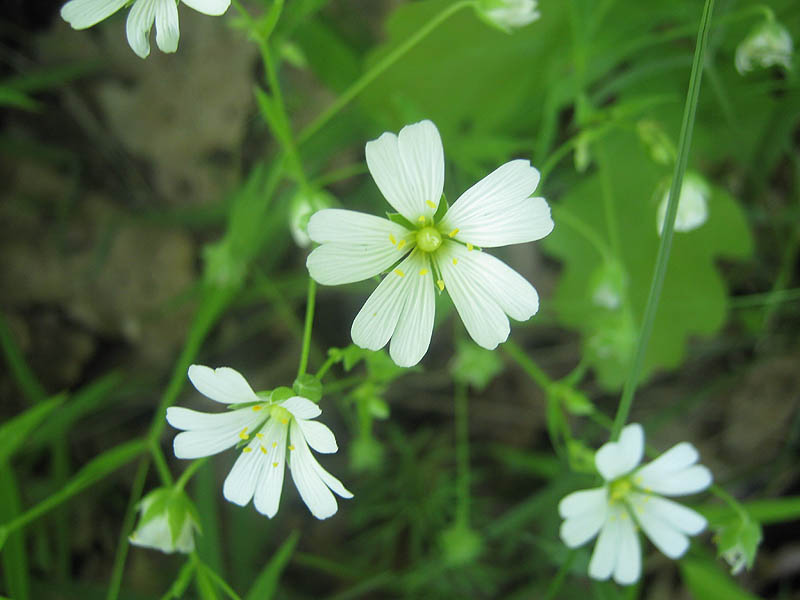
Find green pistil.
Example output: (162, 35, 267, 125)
(609, 477, 632, 503)
(416, 226, 443, 252)
(270, 405, 291, 424)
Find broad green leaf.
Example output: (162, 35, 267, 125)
(680, 558, 760, 600)
(543, 131, 753, 389)
(244, 531, 300, 600)
(0, 395, 63, 465)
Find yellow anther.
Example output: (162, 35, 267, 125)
(418, 215, 427, 224)
(419, 268, 429, 276)
(425, 200, 436, 209)
(239, 428, 249, 440)
(437, 279, 445, 291)
(259, 445, 267, 454)
(256, 433, 264, 439)
(243, 447, 253, 453)
(272, 441, 277, 448)
(448, 228, 460, 238)
(620, 511, 628, 520)
(394, 268, 405, 277)
(389, 233, 397, 245)
(252, 405, 263, 411)
(452, 258, 458, 265)
(467, 243, 474, 251)
(288, 445, 296, 451)
(272, 462, 278, 467)
(397, 239, 406, 249)
(281, 418, 288, 425)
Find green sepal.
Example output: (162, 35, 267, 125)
(270, 386, 294, 404)
(293, 374, 323, 403)
(386, 212, 415, 229)
(715, 513, 762, 574)
(432, 193, 449, 222)
(137, 488, 171, 530)
(167, 493, 189, 544)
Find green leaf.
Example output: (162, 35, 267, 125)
(714, 514, 762, 575)
(450, 338, 504, 391)
(0, 395, 63, 465)
(0, 466, 29, 600)
(293, 374, 323, 402)
(680, 557, 760, 600)
(244, 531, 300, 600)
(543, 131, 753, 389)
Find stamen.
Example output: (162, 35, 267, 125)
(288, 445, 295, 451)
(437, 279, 445, 291)
(281, 418, 288, 424)
(272, 441, 277, 448)
(466, 243, 473, 251)
(243, 447, 252, 453)
(252, 405, 263, 411)
(259, 445, 267, 454)
(419, 268, 429, 276)
(418, 216, 427, 224)
(389, 233, 397, 245)
(425, 200, 436, 209)
(239, 428, 249, 440)
(397, 239, 406, 249)
(448, 228, 459, 237)
(394, 268, 405, 277)
(452, 258, 458, 265)
(272, 462, 279, 467)
(256, 433, 264, 439)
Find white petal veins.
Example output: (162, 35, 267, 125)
(187, 365, 260, 404)
(223, 438, 264, 506)
(154, 0, 179, 53)
(126, 0, 157, 58)
(61, 0, 128, 29)
(296, 419, 338, 454)
(389, 252, 435, 367)
(254, 419, 288, 518)
(280, 396, 322, 420)
(288, 421, 338, 519)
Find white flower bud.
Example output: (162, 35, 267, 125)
(477, 0, 540, 33)
(129, 488, 199, 554)
(290, 189, 335, 248)
(656, 172, 710, 236)
(735, 19, 793, 75)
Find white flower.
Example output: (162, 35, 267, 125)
(558, 423, 713, 585)
(478, 0, 540, 32)
(735, 19, 793, 75)
(656, 172, 710, 236)
(166, 365, 353, 520)
(129, 487, 198, 554)
(306, 120, 554, 367)
(60, 0, 230, 59)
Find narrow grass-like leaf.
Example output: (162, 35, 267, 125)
(245, 531, 300, 600)
(0, 395, 63, 465)
(680, 558, 760, 600)
(0, 312, 47, 404)
(0, 466, 29, 600)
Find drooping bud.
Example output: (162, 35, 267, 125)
(735, 18, 793, 75)
(476, 0, 540, 33)
(290, 189, 335, 248)
(656, 172, 710, 236)
(129, 487, 200, 554)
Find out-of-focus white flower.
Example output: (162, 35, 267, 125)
(558, 423, 713, 585)
(166, 365, 352, 520)
(60, 0, 230, 59)
(590, 260, 627, 310)
(735, 19, 793, 75)
(306, 120, 554, 367)
(477, 0, 540, 32)
(129, 487, 199, 554)
(290, 189, 335, 248)
(656, 172, 710, 236)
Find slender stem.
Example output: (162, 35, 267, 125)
(315, 355, 338, 380)
(149, 440, 173, 486)
(175, 458, 209, 493)
(553, 206, 614, 262)
(710, 484, 748, 520)
(611, 0, 715, 439)
(297, 0, 475, 145)
(503, 340, 554, 393)
(454, 382, 470, 526)
(730, 287, 800, 308)
(106, 457, 149, 600)
(297, 278, 317, 378)
(543, 549, 576, 600)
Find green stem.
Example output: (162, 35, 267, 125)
(297, 278, 317, 378)
(553, 206, 614, 262)
(543, 549, 576, 600)
(611, 0, 715, 439)
(315, 354, 338, 380)
(710, 484, 748, 521)
(454, 382, 470, 527)
(175, 458, 209, 493)
(150, 440, 173, 486)
(503, 340, 554, 393)
(297, 0, 475, 145)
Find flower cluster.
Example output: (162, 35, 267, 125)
(167, 365, 352, 520)
(306, 120, 553, 367)
(559, 423, 712, 584)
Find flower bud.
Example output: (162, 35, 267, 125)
(656, 172, 710, 236)
(290, 189, 335, 248)
(476, 0, 540, 33)
(129, 487, 199, 554)
(735, 18, 793, 75)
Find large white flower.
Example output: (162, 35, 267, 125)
(60, 0, 230, 59)
(306, 120, 554, 367)
(166, 365, 353, 520)
(558, 423, 712, 585)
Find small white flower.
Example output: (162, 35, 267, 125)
(306, 120, 554, 367)
(656, 172, 710, 236)
(129, 487, 199, 554)
(166, 365, 353, 520)
(558, 423, 712, 585)
(60, 0, 230, 59)
(735, 19, 793, 75)
(478, 0, 540, 32)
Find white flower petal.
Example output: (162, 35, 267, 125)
(288, 421, 338, 519)
(588, 509, 620, 581)
(595, 423, 644, 481)
(636, 442, 699, 480)
(254, 420, 288, 518)
(558, 487, 607, 518)
(640, 494, 707, 535)
(281, 396, 321, 420)
(442, 242, 539, 321)
(628, 493, 691, 559)
(389, 252, 435, 367)
(126, 0, 157, 58)
(166, 405, 260, 431)
(187, 365, 260, 405)
(171, 417, 259, 459)
(180, 0, 229, 15)
(307, 210, 413, 285)
(61, 0, 128, 29)
(440, 160, 553, 248)
(223, 438, 264, 506)
(637, 465, 713, 496)
(365, 120, 444, 222)
(351, 252, 419, 352)
(154, 0, 179, 53)
(296, 419, 338, 454)
(613, 510, 642, 585)
(436, 242, 510, 350)
(310, 456, 353, 499)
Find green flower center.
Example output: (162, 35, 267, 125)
(416, 226, 442, 253)
(609, 477, 632, 503)
(270, 405, 291, 424)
